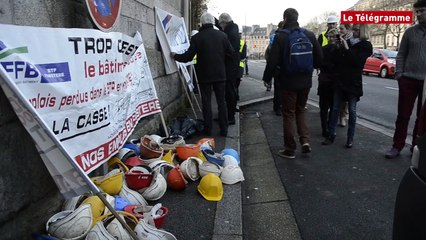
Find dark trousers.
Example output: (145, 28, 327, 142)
(393, 76, 424, 150)
(225, 79, 237, 121)
(318, 83, 334, 134)
(199, 82, 228, 134)
(273, 77, 282, 112)
(281, 88, 310, 151)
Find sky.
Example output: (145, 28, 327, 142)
(207, 0, 360, 27)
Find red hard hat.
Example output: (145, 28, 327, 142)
(125, 166, 153, 191)
(140, 135, 164, 159)
(125, 156, 145, 169)
(166, 167, 187, 191)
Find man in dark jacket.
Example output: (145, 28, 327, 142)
(218, 12, 240, 125)
(262, 8, 323, 159)
(171, 12, 234, 136)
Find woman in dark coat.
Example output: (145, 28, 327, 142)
(322, 24, 373, 148)
(318, 28, 340, 138)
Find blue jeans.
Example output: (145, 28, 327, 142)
(328, 89, 358, 140)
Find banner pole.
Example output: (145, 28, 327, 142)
(191, 65, 202, 99)
(0, 78, 139, 240)
(160, 112, 169, 137)
(178, 70, 197, 118)
(191, 90, 202, 112)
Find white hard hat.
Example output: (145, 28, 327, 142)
(62, 194, 89, 211)
(119, 182, 148, 206)
(220, 165, 245, 184)
(191, 30, 199, 37)
(141, 170, 168, 201)
(106, 214, 138, 240)
(327, 15, 339, 23)
(85, 221, 116, 240)
(46, 204, 93, 240)
(180, 157, 203, 181)
(223, 155, 239, 167)
(199, 161, 223, 177)
(150, 134, 163, 145)
(148, 160, 175, 177)
(115, 147, 136, 161)
(134, 219, 177, 240)
(124, 203, 169, 229)
(159, 135, 186, 151)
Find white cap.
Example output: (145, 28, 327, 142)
(327, 15, 339, 24)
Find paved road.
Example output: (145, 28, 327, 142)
(237, 76, 413, 239)
(246, 60, 418, 141)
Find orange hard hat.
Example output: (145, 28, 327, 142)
(166, 167, 187, 191)
(175, 144, 201, 161)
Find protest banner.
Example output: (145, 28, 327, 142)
(0, 24, 161, 199)
(155, 7, 200, 115)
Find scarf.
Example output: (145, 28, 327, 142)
(350, 37, 361, 46)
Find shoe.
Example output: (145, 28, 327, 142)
(385, 147, 400, 159)
(345, 138, 353, 148)
(302, 143, 311, 153)
(322, 138, 334, 145)
(339, 118, 347, 127)
(277, 149, 295, 159)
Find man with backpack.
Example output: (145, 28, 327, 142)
(262, 8, 322, 159)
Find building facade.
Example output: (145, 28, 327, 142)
(244, 23, 277, 59)
(354, 0, 415, 50)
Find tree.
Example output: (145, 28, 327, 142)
(303, 11, 339, 37)
(190, 0, 209, 31)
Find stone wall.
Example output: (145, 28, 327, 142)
(0, 0, 186, 238)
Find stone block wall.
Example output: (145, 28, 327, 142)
(0, 0, 187, 238)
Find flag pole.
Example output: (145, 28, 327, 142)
(0, 77, 139, 240)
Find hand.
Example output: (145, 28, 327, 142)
(264, 81, 272, 91)
(340, 37, 349, 50)
(170, 52, 176, 59)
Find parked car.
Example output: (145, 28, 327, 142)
(363, 48, 397, 78)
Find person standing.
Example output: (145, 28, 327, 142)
(236, 32, 247, 101)
(263, 8, 323, 159)
(171, 13, 234, 137)
(322, 24, 373, 148)
(318, 15, 339, 47)
(264, 21, 284, 116)
(337, 24, 353, 127)
(317, 28, 340, 138)
(385, 0, 426, 159)
(218, 12, 240, 125)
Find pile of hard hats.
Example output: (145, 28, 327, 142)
(46, 192, 176, 239)
(43, 134, 244, 239)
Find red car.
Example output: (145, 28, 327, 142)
(363, 48, 397, 78)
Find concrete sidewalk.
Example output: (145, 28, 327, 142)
(163, 74, 409, 239)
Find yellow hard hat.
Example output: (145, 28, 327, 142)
(81, 196, 106, 220)
(92, 169, 123, 195)
(197, 173, 223, 201)
(108, 157, 129, 172)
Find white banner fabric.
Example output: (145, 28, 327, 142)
(0, 24, 161, 197)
